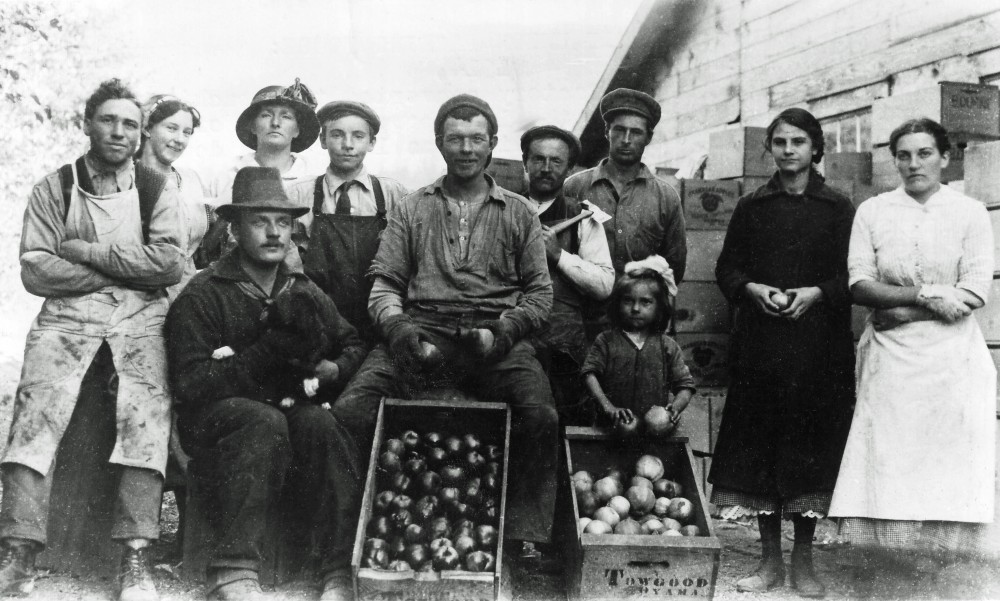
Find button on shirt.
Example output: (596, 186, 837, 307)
(563, 159, 687, 282)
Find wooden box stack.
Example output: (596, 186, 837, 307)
(870, 82, 1000, 147)
(485, 158, 526, 195)
(561, 428, 721, 601)
(703, 126, 771, 180)
(350, 399, 511, 601)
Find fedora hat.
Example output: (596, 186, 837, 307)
(215, 167, 309, 221)
(235, 78, 320, 153)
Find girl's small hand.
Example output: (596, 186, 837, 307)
(744, 282, 783, 316)
(780, 286, 823, 320)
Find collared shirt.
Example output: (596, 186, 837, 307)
(563, 159, 687, 282)
(84, 152, 135, 195)
(368, 174, 552, 340)
(290, 165, 409, 231)
(20, 157, 184, 298)
(208, 152, 313, 208)
(531, 195, 614, 301)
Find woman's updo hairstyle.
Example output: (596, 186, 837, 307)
(888, 117, 950, 156)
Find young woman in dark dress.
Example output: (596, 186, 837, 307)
(709, 108, 856, 598)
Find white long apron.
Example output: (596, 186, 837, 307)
(3, 163, 172, 477)
(830, 187, 996, 524)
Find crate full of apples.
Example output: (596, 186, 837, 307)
(351, 399, 510, 601)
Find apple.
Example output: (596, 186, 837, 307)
(389, 494, 413, 513)
(429, 537, 453, 552)
(653, 478, 682, 498)
(464, 550, 495, 572)
(454, 534, 477, 556)
(389, 536, 407, 558)
(573, 471, 594, 494)
(614, 518, 643, 535)
(391, 509, 413, 532)
(667, 498, 694, 522)
(576, 490, 598, 517)
(642, 519, 666, 535)
(423, 431, 443, 448)
(485, 462, 501, 476)
(362, 548, 389, 569)
(413, 497, 436, 523)
(660, 517, 682, 531)
(443, 436, 463, 457)
(404, 543, 429, 568)
(390, 472, 413, 495)
(614, 415, 640, 438)
(593, 506, 621, 528)
(452, 518, 476, 539)
(438, 486, 461, 506)
(418, 471, 442, 496)
(603, 468, 625, 483)
(653, 496, 672, 517)
(770, 290, 791, 310)
(637, 513, 659, 525)
(584, 520, 613, 535)
(462, 434, 481, 453)
(478, 503, 499, 526)
(432, 545, 461, 570)
(634, 455, 665, 481)
(644, 405, 676, 437)
(428, 517, 451, 540)
(440, 464, 466, 487)
(629, 476, 653, 491)
(447, 501, 473, 520)
(593, 477, 620, 503)
(383, 438, 405, 456)
(465, 451, 486, 474)
(374, 490, 396, 514)
(481, 473, 500, 492)
(426, 447, 449, 470)
(626, 486, 655, 517)
(608, 496, 630, 519)
(680, 525, 701, 537)
(364, 538, 389, 556)
(380, 451, 402, 473)
(462, 481, 482, 506)
(367, 516, 391, 538)
(578, 517, 592, 532)
(475, 524, 498, 550)
(401, 430, 422, 453)
(404, 457, 427, 477)
(663, 529, 683, 537)
(404, 523, 427, 544)
(483, 444, 503, 462)
(387, 559, 410, 571)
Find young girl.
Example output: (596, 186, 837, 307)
(582, 256, 695, 428)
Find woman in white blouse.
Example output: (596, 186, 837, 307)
(830, 118, 996, 557)
(137, 94, 210, 300)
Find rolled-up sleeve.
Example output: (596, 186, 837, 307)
(20, 176, 118, 297)
(847, 201, 879, 287)
(556, 217, 615, 301)
(580, 331, 610, 377)
(957, 202, 995, 303)
(84, 184, 185, 287)
(502, 210, 552, 340)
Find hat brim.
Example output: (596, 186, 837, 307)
(216, 203, 310, 222)
(235, 98, 320, 153)
(601, 107, 659, 129)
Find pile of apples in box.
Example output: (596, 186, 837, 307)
(573, 454, 701, 537)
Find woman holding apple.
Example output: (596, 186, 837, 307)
(829, 119, 995, 557)
(710, 108, 856, 598)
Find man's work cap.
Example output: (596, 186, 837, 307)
(600, 88, 661, 129)
(520, 125, 582, 166)
(317, 100, 381, 136)
(216, 167, 309, 221)
(235, 78, 320, 153)
(434, 94, 498, 136)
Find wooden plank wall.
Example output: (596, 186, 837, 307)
(645, 0, 1000, 170)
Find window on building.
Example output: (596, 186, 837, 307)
(820, 110, 872, 153)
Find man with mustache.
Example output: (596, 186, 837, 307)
(564, 88, 687, 337)
(1, 78, 184, 601)
(292, 100, 408, 346)
(521, 125, 613, 429)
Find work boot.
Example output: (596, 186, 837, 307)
(736, 513, 784, 593)
(208, 578, 265, 601)
(319, 568, 352, 601)
(118, 546, 158, 601)
(790, 546, 826, 598)
(0, 539, 38, 597)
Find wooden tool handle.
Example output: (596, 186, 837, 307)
(548, 210, 593, 235)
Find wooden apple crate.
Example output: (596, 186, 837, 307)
(704, 126, 771, 180)
(681, 179, 741, 231)
(561, 428, 721, 601)
(350, 398, 512, 601)
(871, 82, 1000, 147)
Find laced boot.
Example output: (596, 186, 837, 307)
(736, 513, 785, 593)
(118, 546, 158, 601)
(0, 539, 38, 597)
(790, 514, 825, 598)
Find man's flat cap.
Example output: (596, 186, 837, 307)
(316, 100, 381, 135)
(600, 88, 661, 129)
(434, 94, 497, 136)
(520, 125, 582, 166)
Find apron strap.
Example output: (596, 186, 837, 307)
(59, 157, 94, 222)
(371, 175, 386, 218)
(312, 175, 325, 215)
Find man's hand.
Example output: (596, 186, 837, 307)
(779, 286, 823, 320)
(460, 320, 516, 364)
(314, 359, 340, 385)
(59, 239, 92, 264)
(383, 314, 429, 372)
(540, 225, 563, 264)
(744, 282, 783, 316)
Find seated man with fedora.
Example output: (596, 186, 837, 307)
(167, 166, 365, 601)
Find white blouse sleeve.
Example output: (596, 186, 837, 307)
(957, 202, 995, 303)
(848, 200, 878, 287)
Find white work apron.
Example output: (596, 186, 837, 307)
(4, 163, 172, 477)
(830, 316, 996, 523)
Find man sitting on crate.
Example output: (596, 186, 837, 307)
(520, 125, 614, 425)
(0, 78, 184, 601)
(166, 167, 365, 601)
(332, 94, 560, 564)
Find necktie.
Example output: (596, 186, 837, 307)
(335, 181, 353, 215)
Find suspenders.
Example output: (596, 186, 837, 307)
(312, 174, 386, 217)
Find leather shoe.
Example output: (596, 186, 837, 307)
(208, 578, 265, 601)
(118, 546, 158, 601)
(736, 560, 785, 593)
(320, 569, 352, 601)
(790, 548, 826, 598)
(0, 539, 38, 597)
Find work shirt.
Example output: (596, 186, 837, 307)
(532, 195, 614, 301)
(563, 159, 687, 281)
(292, 165, 408, 231)
(166, 249, 366, 408)
(368, 174, 552, 340)
(84, 152, 134, 195)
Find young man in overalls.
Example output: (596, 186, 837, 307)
(293, 100, 408, 345)
(1, 78, 184, 601)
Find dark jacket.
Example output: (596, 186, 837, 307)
(166, 249, 365, 407)
(709, 172, 856, 500)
